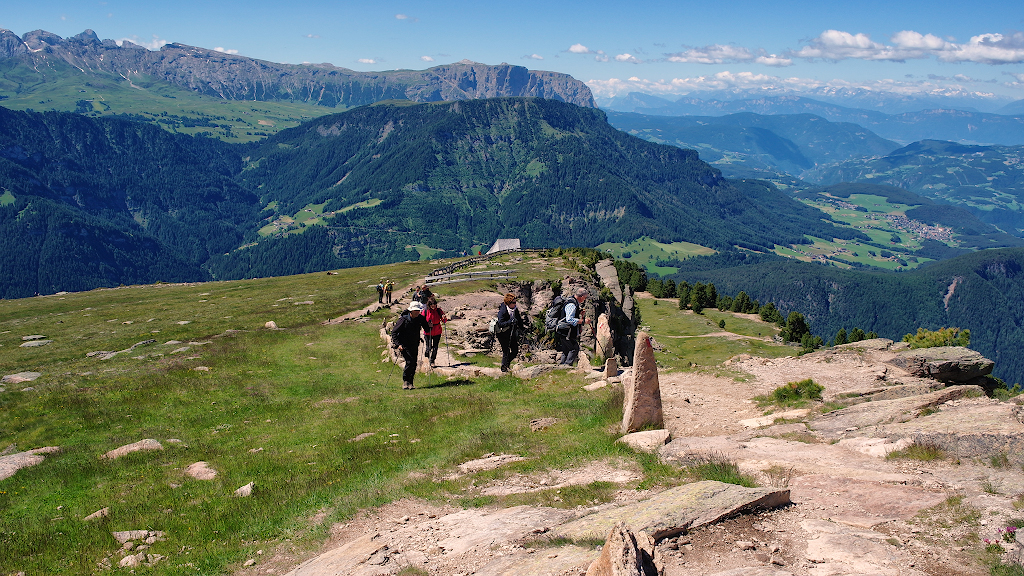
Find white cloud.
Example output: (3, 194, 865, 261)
(357, 58, 377, 64)
(304, 34, 320, 39)
(790, 29, 1024, 64)
(665, 44, 792, 67)
(395, 14, 419, 22)
(615, 53, 641, 63)
(115, 35, 169, 50)
(214, 47, 238, 55)
(568, 43, 592, 54)
(421, 56, 435, 62)
(595, 54, 609, 62)
(585, 70, 1003, 98)
(524, 53, 544, 60)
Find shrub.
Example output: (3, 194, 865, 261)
(755, 378, 824, 408)
(902, 327, 970, 348)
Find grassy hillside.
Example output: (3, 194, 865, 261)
(1, 254, 695, 574)
(0, 59, 332, 143)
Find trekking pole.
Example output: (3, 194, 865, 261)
(385, 348, 399, 387)
(443, 329, 452, 367)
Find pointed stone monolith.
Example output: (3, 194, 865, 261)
(622, 331, 663, 433)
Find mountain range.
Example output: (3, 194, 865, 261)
(0, 28, 594, 110)
(601, 93, 1024, 146)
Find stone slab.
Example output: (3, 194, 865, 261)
(0, 446, 60, 481)
(473, 545, 597, 576)
(617, 430, 671, 453)
(2, 372, 41, 384)
(739, 409, 811, 428)
(552, 481, 790, 541)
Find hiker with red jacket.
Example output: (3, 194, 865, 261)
(422, 296, 448, 367)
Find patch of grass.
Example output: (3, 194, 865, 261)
(775, 431, 822, 444)
(886, 441, 946, 461)
(497, 481, 619, 509)
(0, 256, 653, 575)
(753, 379, 824, 409)
(983, 481, 1001, 495)
(992, 453, 1012, 468)
(677, 451, 758, 488)
(520, 534, 606, 550)
(1014, 494, 1024, 511)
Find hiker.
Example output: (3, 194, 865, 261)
(414, 284, 434, 305)
(422, 297, 448, 367)
(391, 301, 432, 389)
(495, 293, 525, 372)
(557, 287, 590, 366)
(384, 280, 394, 303)
(376, 280, 384, 304)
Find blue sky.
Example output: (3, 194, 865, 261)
(4, 0, 1024, 100)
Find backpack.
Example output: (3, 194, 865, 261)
(544, 295, 570, 331)
(489, 312, 512, 335)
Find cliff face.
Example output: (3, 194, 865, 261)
(0, 29, 595, 108)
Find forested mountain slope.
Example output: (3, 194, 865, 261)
(670, 248, 1024, 384)
(0, 106, 256, 297)
(213, 98, 863, 278)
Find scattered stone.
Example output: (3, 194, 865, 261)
(22, 335, 47, 341)
(349, 433, 375, 442)
(605, 357, 618, 378)
(119, 554, 141, 568)
(0, 446, 61, 481)
(293, 301, 314, 305)
(176, 321, 191, 325)
(234, 482, 255, 497)
(2, 372, 41, 384)
(617, 430, 671, 453)
(249, 447, 264, 453)
(553, 480, 791, 541)
(102, 439, 163, 460)
(112, 530, 150, 544)
(83, 507, 110, 521)
(170, 347, 190, 354)
(584, 380, 609, 391)
(264, 321, 279, 329)
(185, 461, 217, 480)
(19, 340, 52, 348)
(243, 558, 256, 567)
(20, 387, 34, 392)
(456, 453, 527, 474)
(530, 418, 559, 432)
(193, 366, 211, 371)
(513, 364, 557, 379)
(622, 331, 664, 434)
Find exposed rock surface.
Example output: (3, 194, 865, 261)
(617, 430, 671, 453)
(553, 481, 791, 541)
(185, 461, 218, 480)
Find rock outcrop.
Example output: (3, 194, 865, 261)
(0, 30, 596, 108)
(887, 346, 994, 382)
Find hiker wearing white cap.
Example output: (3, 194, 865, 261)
(391, 300, 432, 389)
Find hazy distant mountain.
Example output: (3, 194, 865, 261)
(607, 111, 899, 179)
(0, 28, 595, 109)
(600, 93, 1024, 146)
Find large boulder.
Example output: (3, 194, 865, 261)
(622, 331, 663, 433)
(585, 522, 658, 576)
(887, 346, 993, 383)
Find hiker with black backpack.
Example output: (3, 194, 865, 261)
(391, 301, 432, 389)
(495, 293, 524, 373)
(554, 287, 589, 366)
